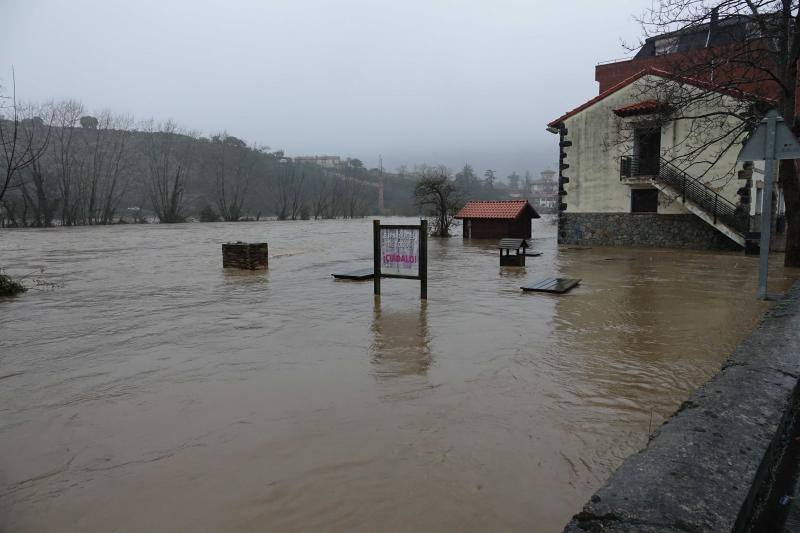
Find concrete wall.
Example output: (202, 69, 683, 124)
(562, 282, 800, 532)
(561, 84, 631, 213)
(559, 212, 741, 250)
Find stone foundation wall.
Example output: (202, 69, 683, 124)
(559, 212, 741, 250)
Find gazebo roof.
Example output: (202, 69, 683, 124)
(455, 200, 540, 220)
(498, 238, 530, 249)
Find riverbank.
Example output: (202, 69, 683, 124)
(563, 282, 800, 532)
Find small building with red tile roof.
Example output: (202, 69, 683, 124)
(455, 200, 539, 239)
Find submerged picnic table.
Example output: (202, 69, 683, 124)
(332, 268, 374, 280)
(521, 277, 581, 294)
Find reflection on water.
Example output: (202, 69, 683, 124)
(371, 298, 430, 379)
(0, 217, 796, 532)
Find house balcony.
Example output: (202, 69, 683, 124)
(620, 155, 659, 184)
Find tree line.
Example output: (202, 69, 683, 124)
(0, 98, 399, 227)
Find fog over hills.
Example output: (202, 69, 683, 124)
(2, 0, 648, 180)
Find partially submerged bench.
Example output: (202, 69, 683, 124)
(332, 268, 374, 281)
(521, 277, 581, 294)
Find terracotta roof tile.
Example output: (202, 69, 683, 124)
(455, 200, 538, 220)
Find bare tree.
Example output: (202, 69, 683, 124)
(349, 179, 372, 217)
(330, 177, 345, 218)
(0, 70, 51, 204)
(630, 1, 800, 265)
(209, 133, 257, 221)
(288, 170, 306, 220)
(16, 103, 58, 226)
(79, 115, 98, 130)
(272, 161, 293, 220)
(50, 99, 84, 225)
(78, 111, 135, 224)
(413, 165, 462, 237)
(309, 173, 331, 219)
(142, 120, 195, 223)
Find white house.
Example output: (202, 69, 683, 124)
(546, 67, 764, 251)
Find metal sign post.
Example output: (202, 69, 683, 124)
(757, 119, 777, 300)
(738, 110, 800, 299)
(373, 219, 428, 300)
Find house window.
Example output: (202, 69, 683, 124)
(745, 22, 762, 40)
(631, 189, 659, 213)
(654, 36, 679, 55)
(633, 127, 661, 175)
(755, 187, 763, 215)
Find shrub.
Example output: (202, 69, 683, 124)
(0, 273, 26, 296)
(199, 204, 220, 222)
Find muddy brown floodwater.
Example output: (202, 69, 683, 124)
(1, 217, 797, 532)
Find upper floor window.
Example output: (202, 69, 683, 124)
(745, 21, 762, 40)
(654, 36, 679, 55)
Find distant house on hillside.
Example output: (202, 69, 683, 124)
(293, 155, 342, 168)
(529, 170, 559, 213)
(455, 200, 540, 239)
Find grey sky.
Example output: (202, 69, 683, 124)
(2, 0, 649, 178)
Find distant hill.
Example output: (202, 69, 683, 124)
(1, 110, 419, 227)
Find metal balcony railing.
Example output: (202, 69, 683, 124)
(619, 155, 749, 235)
(620, 155, 660, 178)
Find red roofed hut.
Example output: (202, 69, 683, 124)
(455, 200, 540, 239)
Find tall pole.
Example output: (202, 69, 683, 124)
(757, 115, 777, 300)
(378, 155, 385, 211)
(419, 219, 428, 300)
(373, 219, 381, 296)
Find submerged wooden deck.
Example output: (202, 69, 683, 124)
(521, 277, 581, 294)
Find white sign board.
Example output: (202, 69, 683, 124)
(380, 226, 419, 277)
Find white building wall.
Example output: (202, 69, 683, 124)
(561, 75, 749, 215)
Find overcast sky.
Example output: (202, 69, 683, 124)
(2, 0, 650, 178)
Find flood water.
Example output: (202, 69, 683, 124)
(1, 217, 796, 532)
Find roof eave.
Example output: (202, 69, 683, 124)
(546, 66, 768, 128)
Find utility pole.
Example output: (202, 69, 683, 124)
(378, 154, 385, 211)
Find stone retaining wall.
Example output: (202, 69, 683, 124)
(559, 213, 741, 250)
(562, 282, 800, 532)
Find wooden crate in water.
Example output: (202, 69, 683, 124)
(222, 242, 268, 270)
